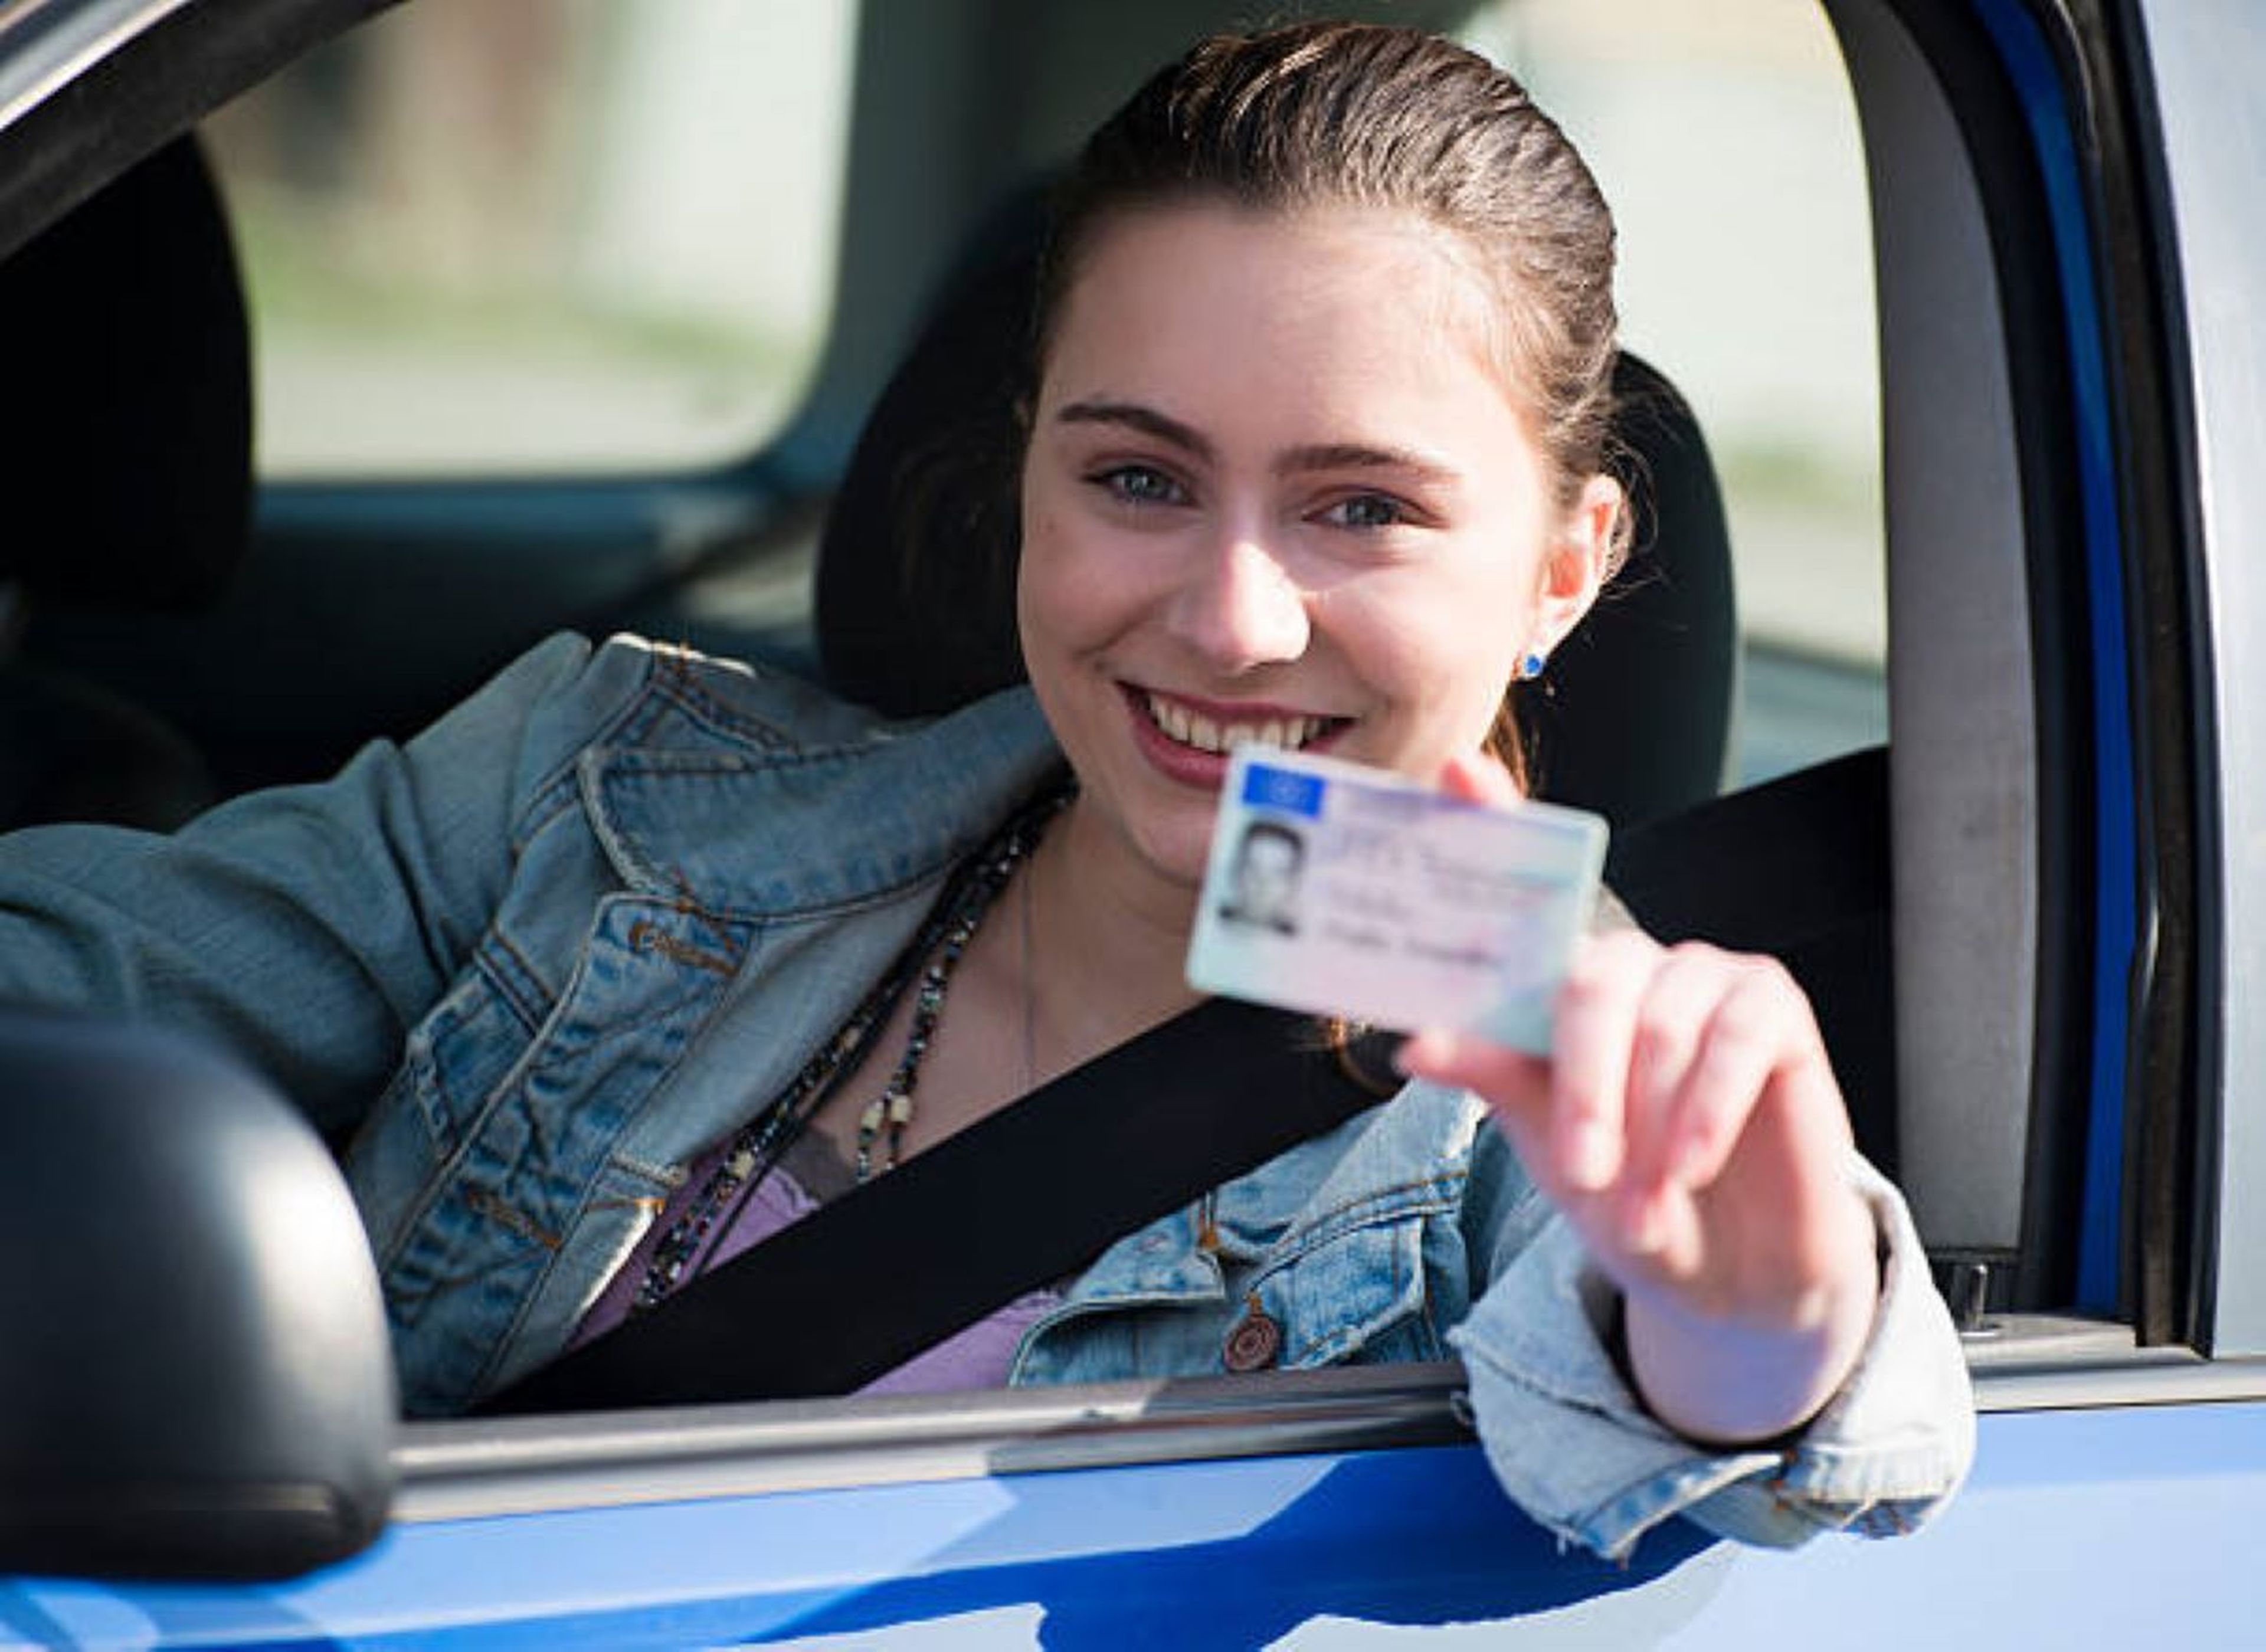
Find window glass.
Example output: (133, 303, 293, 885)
(201, 0, 859, 479)
(1466, 0, 1886, 782)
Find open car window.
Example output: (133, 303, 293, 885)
(1470, 0, 1888, 783)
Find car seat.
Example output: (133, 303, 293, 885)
(0, 135, 251, 830)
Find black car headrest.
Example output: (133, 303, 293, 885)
(817, 201, 1737, 831)
(1524, 354, 1738, 827)
(0, 135, 252, 613)
(816, 188, 1042, 720)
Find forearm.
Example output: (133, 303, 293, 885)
(0, 755, 476, 1129)
(1623, 1182, 1879, 1444)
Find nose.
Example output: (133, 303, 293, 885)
(1168, 530, 1312, 671)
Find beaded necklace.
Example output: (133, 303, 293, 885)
(630, 788, 1069, 1315)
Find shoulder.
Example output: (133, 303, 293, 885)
(586, 633, 1051, 760)
(509, 635, 1063, 920)
(562, 633, 890, 755)
(484, 631, 1050, 773)
(632, 636, 893, 749)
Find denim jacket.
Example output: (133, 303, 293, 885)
(0, 633, 1972, 1560)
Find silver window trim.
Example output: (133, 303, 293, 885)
(391, 1348, 2266, 1525)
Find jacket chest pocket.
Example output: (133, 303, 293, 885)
(397, 950, 546, 1162)
(371, 898, 756, 1412)
(410, 899, 747, 1137)
(378, 898, 752, 1274)
(1249, 1201, 1450, 1370)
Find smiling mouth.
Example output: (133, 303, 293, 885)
(1134, 689, 1351, 755)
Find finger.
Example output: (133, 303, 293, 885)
(1659, 960, 1820, 1192)
(1617, 942, 1730, 1197)
(1397, 1027, 1552, 1125)
(1548, 929, 1656, 1192)
(1437, 750, 1521, 808)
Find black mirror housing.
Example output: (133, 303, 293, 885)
(0, 1012, 394, 1579)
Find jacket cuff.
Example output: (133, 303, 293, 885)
(1448, 1150, 1974, 1561)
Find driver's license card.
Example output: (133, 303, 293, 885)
(1185, 747, 1607, 1053)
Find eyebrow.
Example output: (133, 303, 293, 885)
(1056, 399, 1215, 464)
(1275, 442, 1459, 490)
(1055, 402, 1460, 491)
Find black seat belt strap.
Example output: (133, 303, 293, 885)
(477, 998, 1391, 1415)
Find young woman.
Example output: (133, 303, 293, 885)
(0, 23, 1969, 1560)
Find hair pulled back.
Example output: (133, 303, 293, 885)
(1036, 21, 1623, 530)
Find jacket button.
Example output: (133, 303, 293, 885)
(1223, 1299, 1282, 1372)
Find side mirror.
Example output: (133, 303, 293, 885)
(0, 1012, 394, 1579)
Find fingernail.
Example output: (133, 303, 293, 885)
(1563, 1119, 1619, 1188)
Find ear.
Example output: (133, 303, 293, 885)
(1530, 473, 1623, 654)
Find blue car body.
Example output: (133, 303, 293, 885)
(7, 1395, 2264, 1644)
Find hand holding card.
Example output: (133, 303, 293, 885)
(1186, 746, 1879, 1446)
(1185, 745, 1607, 1053)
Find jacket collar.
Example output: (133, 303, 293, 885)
(582, 684, 1066, 922)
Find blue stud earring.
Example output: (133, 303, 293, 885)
(1515, 650, 1547, 682)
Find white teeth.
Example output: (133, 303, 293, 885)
(1142, 691, 1335, 754)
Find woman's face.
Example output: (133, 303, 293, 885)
(1018, 201, 1614, 895)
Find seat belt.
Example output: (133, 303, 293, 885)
(476, 998, 1394, 1416)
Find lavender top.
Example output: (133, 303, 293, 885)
(571, 1125, 1060, 1397)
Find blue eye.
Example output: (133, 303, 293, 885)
(1093, 465, 1187, 507)
(1321, 493, 1408, 530)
